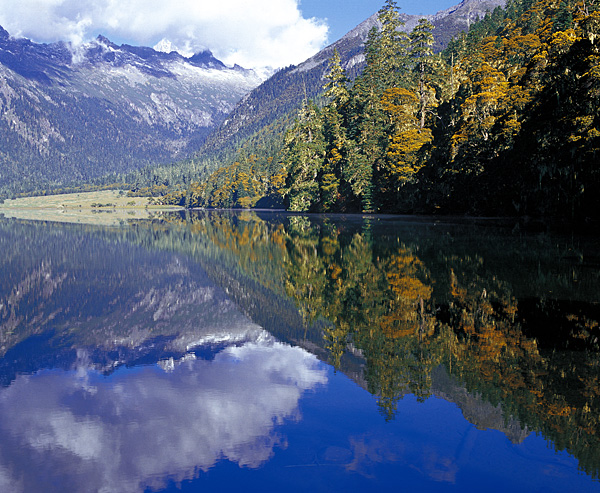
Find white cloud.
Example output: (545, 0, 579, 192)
(0, 0, 328, 69)
(0, 337, 328, 492)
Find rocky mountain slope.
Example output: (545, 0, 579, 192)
(0, 26, 261, 196)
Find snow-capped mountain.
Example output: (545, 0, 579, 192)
(153, 38, 192, 57)
(0, 0, 506, 197)
(0, 26, 261, 195)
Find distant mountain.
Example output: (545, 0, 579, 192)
(0, 26, 261, 196)
(153, 38, 192, 57)
(196, 0, 506, 162)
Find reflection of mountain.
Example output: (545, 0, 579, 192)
(152, 213, 598, 476)
(431, 366, 529, 444)
(0, 337, 327, 493)
(0, 217, 263, 382)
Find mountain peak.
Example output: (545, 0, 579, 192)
(188, 50, 227, 70)
(153, 38, 191, 57)
(95, 34, 119, 50)
(0, 24, 263, 197)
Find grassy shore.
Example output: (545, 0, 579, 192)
(0, 190, 182, 226)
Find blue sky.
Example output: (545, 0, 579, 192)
(0, 0, 461, 70)
(301, 0, 460, 43)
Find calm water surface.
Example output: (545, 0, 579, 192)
(0, 211, 598, 492)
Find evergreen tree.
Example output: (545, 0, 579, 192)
(323, 49, 350, 108)
(369, 0, 411, 89)
(410, 19, 436, 129)
(282, 101, 326, 211)
(320, 49, 350, 211)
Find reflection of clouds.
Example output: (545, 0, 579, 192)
(345, 436, 402, 479)
(334, 434, 457, 484)
(0, 335, 327, 493)
(419, 446, 458, 483)
(0, 464, 22, 492)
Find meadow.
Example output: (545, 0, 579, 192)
(0, 191, 181, 225)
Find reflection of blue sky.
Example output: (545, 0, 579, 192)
(272, 373, 596, 493)
(0, 335, 327, 493)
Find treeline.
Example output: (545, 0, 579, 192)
(134, 123, 290, 208)
(160, 0, 599, 221)
(279, 0, 600, 218)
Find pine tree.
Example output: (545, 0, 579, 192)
(282, 101, 326, 211)
(364, 0, 410, 90)
(320, 49, 353, 211)
(323, 49, 350, 108)
(410, 19, 436, 129)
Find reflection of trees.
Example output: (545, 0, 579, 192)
(279, 217, 600, 477)
(444, 260, 600, 479)
(102, 212, 600, 477)
(282, 220, 444, 419)
(447, 272, 600, 476)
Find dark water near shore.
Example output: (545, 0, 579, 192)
(0, 211, 599, 492)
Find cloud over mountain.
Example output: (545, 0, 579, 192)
(0, 0, 329, 69)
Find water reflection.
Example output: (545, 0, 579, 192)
(154, 211, 600, 479)
(0, 213, 599, 489)
(277, 214, 600, 479)
(0, 335, 326, 492)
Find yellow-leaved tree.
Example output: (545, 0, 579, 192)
(381, 87, 433, 188)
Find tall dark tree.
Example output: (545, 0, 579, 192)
(410, 19, 436, 129)
(282, 101, 326, 211)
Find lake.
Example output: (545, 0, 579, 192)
(0, 211, 599, 492)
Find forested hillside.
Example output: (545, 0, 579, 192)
(156, 0, 599, 222)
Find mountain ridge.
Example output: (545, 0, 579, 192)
(0, 0, 506, 197)
(0, 28, 262, 196)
